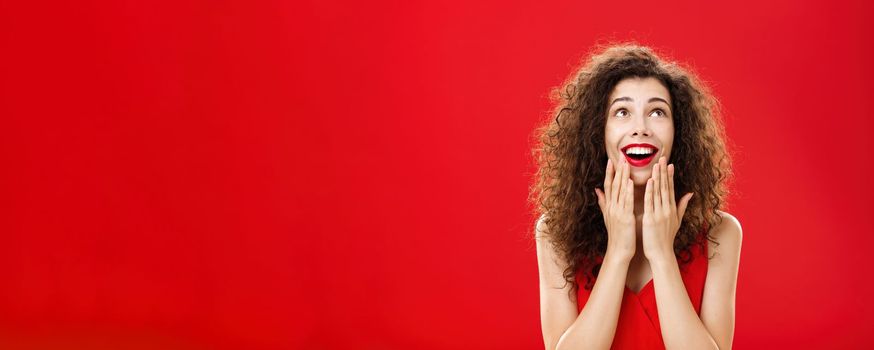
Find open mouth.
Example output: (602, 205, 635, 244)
(622, 144, 659, 167)
(626, 152, 653, 161)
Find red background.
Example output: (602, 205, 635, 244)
(1, 0, 872, 349)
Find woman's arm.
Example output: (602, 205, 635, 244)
(699, 212, 743, 349)
(650, 212, 742, 350)
(536, 217, 632, 350)
(555, 250, 632, 350)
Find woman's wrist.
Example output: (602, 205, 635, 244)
(604, 247, 634, 265)
(647, 251, 678, 269)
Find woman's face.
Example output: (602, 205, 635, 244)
(604, 76, 674, 186)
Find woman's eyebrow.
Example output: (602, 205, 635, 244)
(648, 97, 670, 105)
(609, 96, 633, 107)
(609, 96, 670, 107)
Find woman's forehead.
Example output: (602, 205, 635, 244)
(609, 77, 671, 103)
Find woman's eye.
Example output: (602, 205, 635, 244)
(615, 109, 629, 118)
(650, 109, 665, 117)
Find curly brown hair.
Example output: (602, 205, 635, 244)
(527, 43, 735, 299)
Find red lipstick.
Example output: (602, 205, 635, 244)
(621, 143, 659, 167)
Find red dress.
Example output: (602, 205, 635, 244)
(575, 238, 709, 350)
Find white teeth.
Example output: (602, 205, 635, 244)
(625, 147, 656, 155)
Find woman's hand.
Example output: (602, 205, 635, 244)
(594, 158, 637, 261)
(642, 156, 694, 261)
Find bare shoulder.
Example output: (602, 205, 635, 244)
(700, 211, 743, 349)
(707, 210, 743, 260)
(534, 213, 572, 290)
(534, 213, 579, 349)
(535, 214, 549, 239)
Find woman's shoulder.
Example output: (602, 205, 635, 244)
(707, 210, 743, 255)
(714, 210, 742, 238)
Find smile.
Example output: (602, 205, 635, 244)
(621, 143, 659, 167)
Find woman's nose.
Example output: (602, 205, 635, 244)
(631, 115, 651, 136)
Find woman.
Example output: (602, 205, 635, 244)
(530, 43, 742, 350)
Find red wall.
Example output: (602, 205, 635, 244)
(1, 0, 871, 348)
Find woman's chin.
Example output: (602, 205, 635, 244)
(632, 174, 653, 186)
(630, 172, 653, 186)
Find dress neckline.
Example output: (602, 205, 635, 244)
(626, 277, 654, 297)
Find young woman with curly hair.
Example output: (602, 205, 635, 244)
(530, 44, 742, 350)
